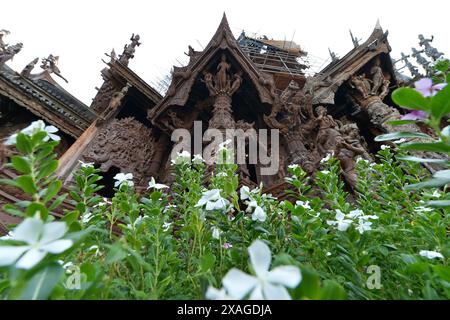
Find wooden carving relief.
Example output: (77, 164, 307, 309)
(83, 117, 157, 188)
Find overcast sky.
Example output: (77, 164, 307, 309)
(2, 0, 448, 105)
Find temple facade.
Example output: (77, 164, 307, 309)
(0, 15, 440, 231)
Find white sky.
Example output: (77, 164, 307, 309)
(2, 0, 449, 105)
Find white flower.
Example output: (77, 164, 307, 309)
(0, 218, 73, 270)
(355, 219, 372, 234)
(88, 245, 100, 257)
(195, 189, 229, 211)
(171, 150, 191, 165)
(288, 164, 299, 170)
(295, 200, 311, 210)
(222, 240, 302, 300)
(419, 250, 444, 259)
(147, 177, 169, 190)
(320, 170, 330, 175)
(393, 138, 406, 144)
(327, 210, 353, 232)
(78, 160, 94, 168)
(240, 186, 251, 201)
(113, 172, 134, 188)
(206, 286, 235, 300)
(431, 190, 441, 198)
(216, 172, 227, 177)
(415, 206, 433, 213)
(81, 212, 93, 224)
(162, 222, 172, 232)
(5, 120, 61, 145)
(212, 227, 221, 239)
(359, 215, 379, 221)
(94, 197, 111, 208)
(326, 252, 332, 257)
(380, 145, 390, 150)
(62, 261, 74, 270)
(252, 206, 267, 222)
(320, 153, 333, 163)
(356, 157, 369, 164)
(347, 209, 364, 219)
(192, 154, 205, 165)
(0, 231, 13, 240)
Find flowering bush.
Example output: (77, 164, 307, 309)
(1, 81, 450, 300)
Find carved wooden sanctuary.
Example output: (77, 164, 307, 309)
(0, 15, 442, 228)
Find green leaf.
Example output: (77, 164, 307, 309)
(3, 204, 24, 217)
(16, 175, 38, 195)
(293, 266, 321, 299)
(400, 142, 450, 153)
(63, 211, 80, 226)
(432, 265, 450, 282)
(11, 156, 31, 174)
(49, 193, 68, 211)
(446, 73, 450, 84)
(0, 178, 18, 188)
(200, 252, 216, 272)
(105, 243, 127, 264)
(434, 59, 450, 73)
(319, 280, 347, 300)
(43, 180, 62, 203)
(15, 133, 32, 154)
(20, 264, 64, 300)
(427, 200, 450, 207)
(430, 83, 450, 119)
(386, 119, 419, 126)
(375, 132, 431, 142)
(26, 202, 49, 220)
(37, 160, 58, 181)
(405, 178, 450, 190)
(398, 156, 448, 164)
(392, 87, 430, 111)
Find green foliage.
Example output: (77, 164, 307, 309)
(376, 64, 450, 196)
(0, 95, 448, 300)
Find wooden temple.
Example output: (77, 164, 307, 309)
(0, 15, 432, 231)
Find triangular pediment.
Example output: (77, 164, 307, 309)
(148, 13, 275, 131)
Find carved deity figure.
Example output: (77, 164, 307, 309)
(350, 74, 370, 99)
(411, 48, 430, 69)
(164, 110, 185, 131)
(315, 106, 341, 155)
(340, 123, 371, 161)
(229, 71, 243, 96)
(0, 29, 11, 51)
(0, 42, 23, 65)
(418, 34, 443, 60)
(100, 83, 131, 121)
(203, 72, 218, 96)
(369, 59, 384, 95)
(119, 34, 141, 65)
(41, 54, 68, 83)
(216, 54, 231, 92)
(264, 80, 309, 134)
(334, 134, 366, 190)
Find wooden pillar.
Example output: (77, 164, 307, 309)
(56, 120, 99, 182)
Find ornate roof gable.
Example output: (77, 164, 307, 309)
(148, 13, 275, 128)
(311, 21, 395, 105)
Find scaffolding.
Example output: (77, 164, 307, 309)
(237, 31, 309, 77)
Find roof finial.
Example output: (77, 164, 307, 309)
(119, 33, 141, 66)
(41, 54, 68, 83)
(349, 30, 361, 48)
(375, 19, 382, 30)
